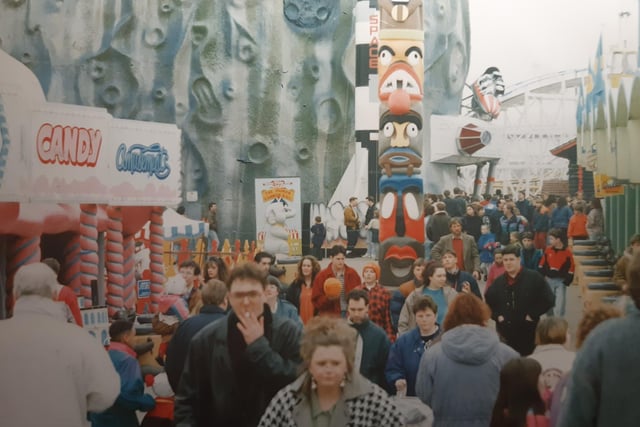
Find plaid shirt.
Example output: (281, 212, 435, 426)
(359, 283, 395, 342)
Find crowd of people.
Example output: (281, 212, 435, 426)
(3, 188, 639, 427)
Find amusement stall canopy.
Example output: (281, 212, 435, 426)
(138, 208, 209, 241)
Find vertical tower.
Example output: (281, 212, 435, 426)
(377, 1, 425, 285)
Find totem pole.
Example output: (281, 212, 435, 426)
(377, 0, 425, 285)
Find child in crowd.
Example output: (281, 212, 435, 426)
(90, 320, 156, 426)
(310, 216, 326, 260)
(490, 358, 548, 427)
(478, 224, 498, 280)
(485, 248, 505, 291)
(539, 228, 575, 317)
(368, 210, 380, 259)
(567, 202, 588, 244)
(520, 231, 542, 271)
(509, 231, 522, 249)
(359, 262, 394, 341)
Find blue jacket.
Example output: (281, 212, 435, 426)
(521, 247, 543, 271)
(551, 206, 572, 229)
(385, 326, 440, 396)
(559, 311, 640, 427)
(390, 290, 405, 332)
(499, 215, 526, 244)
(275, 299, 302, 328)
(516, 199, 533, 222)
(165, 305, 227, 392)
(91, 344, 156, 427)
(390, 280, 420, 332)
(446, 270, 482, 299)
(532, 209, 550, 232)
(310, 223, 326, 246)
(415, 325, 518, 427)
(477, 233, 497, 263)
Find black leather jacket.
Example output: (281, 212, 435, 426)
(174, 306, 302, 427)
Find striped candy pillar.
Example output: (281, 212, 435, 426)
(6, 236, 41, 316)
(63, 234, 82, 294)
(106, 207, 125, 317)
(149, 207, 165, 313)
(80, 204, 99, 307)
(122, 235, 136, 309)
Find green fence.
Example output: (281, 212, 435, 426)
(604, 184, 640, 255)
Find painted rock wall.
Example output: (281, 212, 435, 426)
(0, 0, 469, 243)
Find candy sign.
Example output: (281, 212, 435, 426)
(36, 124, 102, 167)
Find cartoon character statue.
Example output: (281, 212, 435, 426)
(135, 241, 151, 281)
(142, 372, 174, 427)
(471, 66, 505, 120)
(263, 198, 296, 255)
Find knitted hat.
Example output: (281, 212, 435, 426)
(267, 275, 282, 291)
(362, 263, 380, 280)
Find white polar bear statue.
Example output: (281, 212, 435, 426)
(263, 199, 296, 255)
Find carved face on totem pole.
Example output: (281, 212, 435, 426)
(379, 0, 424, 30)
(378, 175, 425, 284)
(378, 104, 423, 177)
(378, 34, 424, 115)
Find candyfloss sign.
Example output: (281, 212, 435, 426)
(255, 177, 302, 257)
(106, 119, 181, 205)
(27, 106, 181, 205)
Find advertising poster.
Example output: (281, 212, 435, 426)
(255, 177, 302, 257)
(594, 173, 625, 198)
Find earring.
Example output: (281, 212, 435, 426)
(340, 375, 346, 388)
(311, 377, 317, 390)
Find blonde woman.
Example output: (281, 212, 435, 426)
(258, 317, 403, 427)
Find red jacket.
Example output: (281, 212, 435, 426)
(568, 212, 588, 238)
(56, 285, 83, 326)
(485, 263, 505, 291)
(539, 245, 575, 284)
(312, 263, 361, 316)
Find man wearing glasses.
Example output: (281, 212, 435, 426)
(174, 263, 302, 427)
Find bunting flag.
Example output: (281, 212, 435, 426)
(591, 35, 606, 107)
(585, 34, 605, 115)
(585, 59, 593, 116)
(576, 83, 584, 128)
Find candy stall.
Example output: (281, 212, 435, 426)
(0, 49, 182, 319)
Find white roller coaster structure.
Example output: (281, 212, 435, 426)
(459, 69, 589, 196)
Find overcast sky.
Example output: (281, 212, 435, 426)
(467, 0, 639, 86)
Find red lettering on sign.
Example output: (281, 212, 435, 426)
(36, 123, 102, 167)
(369, 36, 378, 69)
(369, 14, 378, 35)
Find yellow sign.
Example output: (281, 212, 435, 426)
(261, 188, 295, 202)
(594, 173, 625, 197)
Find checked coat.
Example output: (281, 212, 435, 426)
(358, 283, 395, 342)
(258, 372, 403, 427)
